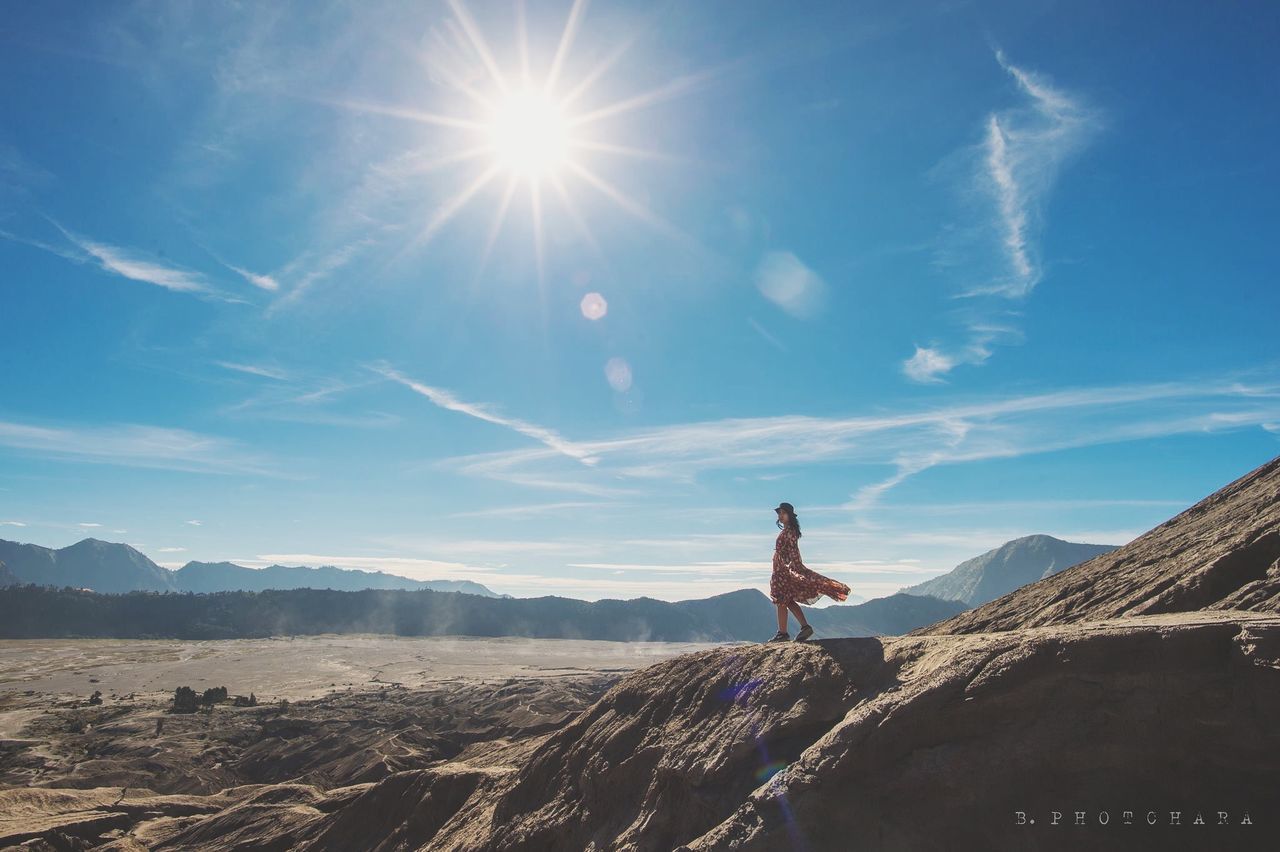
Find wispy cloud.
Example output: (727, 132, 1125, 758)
(226, 264, 279, 291)
(0, 419, 278, 476)
(977, 50, 1097, 299)
(216, 361, 289, 380)
(0, 143, 53, 211)
(8, 221, 250, 302)
(268, 239, 373, 311)
(186, 520, 203, 526)
(0, 520, 27, 527)
(374, 363, 598, 465)
(747, 317, 788, 352)
(157, 546, 187, 552)
(902, 346, 955, 384)
(54, 225, 212, 295)
(0, 228, 83, 263)
(447, 501, 612, 519)
(905, 51, 1100, 383)
(436, 373, 1280, 511)
(221, 374, 399, 428)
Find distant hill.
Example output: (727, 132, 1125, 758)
(0, 560, 17, 587)
(0, 586, 962, 641)
(0, 538, 500, 598)
(0, 538, 177, 593)
(903, 534, 1117, 607)
(173, 560, 501, 597)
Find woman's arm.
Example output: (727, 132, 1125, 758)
(778, 530, 800, 568)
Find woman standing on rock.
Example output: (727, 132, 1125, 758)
(767, 502, 852, 642)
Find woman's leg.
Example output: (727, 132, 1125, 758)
(786, 601, 809, 628)
(775, 602, 789, 632)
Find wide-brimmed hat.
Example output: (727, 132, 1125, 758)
(773, 502, 795, 514)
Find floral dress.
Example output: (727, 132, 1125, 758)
(770, 528, 852, 606)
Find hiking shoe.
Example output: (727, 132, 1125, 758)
(794, 625, 814, 642)
(766, 631, 790, 643)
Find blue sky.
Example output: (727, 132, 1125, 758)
(2, 0, 1278, 602)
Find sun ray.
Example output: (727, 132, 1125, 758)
(313, 96, 485, 131)
(515, 0, 532, 86)
(530, 179, 546, 286)
(477, 174, 520, 277)
(413, 162, 503, 250)
(548, 174, 609, 270)
(565, 160, 691, 245)
(558, 36, 637, 110)
(546, 0, 591, 95)
(381, 145, 493, 177)
(568, 71, 715, 128)
(567, 138, 683, 163)
(447, 0, 511, 95)
(417, 46, 497, 112)
(528, 180, 551, 344)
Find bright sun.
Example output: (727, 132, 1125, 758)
(486, 89, 571, 180)
(342, 0, 696, 271)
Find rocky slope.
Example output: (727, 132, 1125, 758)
(916, 454, 1280, 635)
(903, 533, 1116, 606)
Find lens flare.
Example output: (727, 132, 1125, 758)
(605, 357, 632, 391)
(580, 292, 608, 320)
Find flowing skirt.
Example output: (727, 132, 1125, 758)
(770, 563, 852, 606)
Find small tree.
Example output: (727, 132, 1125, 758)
(172, 686, 200, 713)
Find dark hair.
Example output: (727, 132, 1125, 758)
(776, 508, 802, 538)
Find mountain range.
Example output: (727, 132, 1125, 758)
(0, 530, 1129, 642)
(172, 560, 502, 597)
(0, 538, 502, 597)
(3, 532, 1116, 608)
(902, 533, 1117, 606)
(0, 586, 966, 642)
